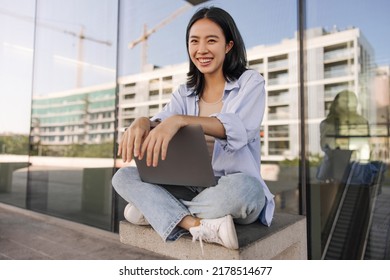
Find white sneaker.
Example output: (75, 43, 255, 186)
(189, 215, 239, 252)
(124, 202, 149, 226)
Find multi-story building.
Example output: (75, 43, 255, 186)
(31, 83, 116, 147)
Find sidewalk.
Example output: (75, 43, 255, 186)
(0, 203, 168, 260)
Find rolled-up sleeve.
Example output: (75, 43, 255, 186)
(213, 71, 265, 153)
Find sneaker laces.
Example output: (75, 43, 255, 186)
(191, 221, 220, 255)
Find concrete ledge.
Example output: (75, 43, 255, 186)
(119, 213, 307, 259)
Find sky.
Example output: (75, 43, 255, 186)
(0, 0, 389, 134)
(121, 0, 390, 73)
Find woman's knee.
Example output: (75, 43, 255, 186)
(112, 166, 138, 191)
(191, 173, 265, 219)
(221, 173, 265, 220)
(220, 173, 264, 200)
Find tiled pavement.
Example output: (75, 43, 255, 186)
(0, 203, 168, 260)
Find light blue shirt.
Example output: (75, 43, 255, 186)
(151, 69, 275, 226)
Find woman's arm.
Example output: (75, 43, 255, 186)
(213, 70, 265, 153)
(175, 115, 226, 138)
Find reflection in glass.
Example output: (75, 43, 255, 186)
(31, 85, 116, 157)
(26, 0, 118, 230)
(315, 90, 386, 260)
(307, 0, 390, 259)
(320, 90, 370, 161)
(0, 1, 35, 208)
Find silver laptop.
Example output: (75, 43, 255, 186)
(134, 125, 217, 187)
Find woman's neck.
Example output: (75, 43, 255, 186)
(202, 74, 225, 103)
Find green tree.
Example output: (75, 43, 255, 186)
(0, 135, 29, 155)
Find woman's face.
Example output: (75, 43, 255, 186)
(188, 18, 233, 77)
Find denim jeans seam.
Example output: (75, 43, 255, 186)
(162, 211, 190, 241)
(158, 186, 192, 240)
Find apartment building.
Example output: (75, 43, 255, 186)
(31, 83, 116, 147)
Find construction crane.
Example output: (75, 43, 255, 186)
(0, 8, 112, 87)
(128, 3, 191, 71)
(128, 0, 208, 71)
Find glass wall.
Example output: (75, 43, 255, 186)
(0, 0, 35, 208)
(0, 0, 389, 259)
(306, 0, 390, 259)
(0, 0, 119, 230)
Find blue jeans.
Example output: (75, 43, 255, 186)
(112, 166, 265, 242)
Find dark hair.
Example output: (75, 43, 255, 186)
(185, 7, 247, 95)
(328, 90, 358, 117)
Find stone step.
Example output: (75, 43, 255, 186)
(119, 213, 307, 259)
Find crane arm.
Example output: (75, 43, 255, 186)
(128, 3, 191, 49)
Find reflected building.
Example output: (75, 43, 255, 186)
(30, 83, 116, 154)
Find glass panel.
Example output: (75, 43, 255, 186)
(306, 0, 390, 259)
(0, 0, 35, 208)
(116, 0, 299, 222)
(28, 0, 118, 230)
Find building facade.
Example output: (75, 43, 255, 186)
(30, 84, 116, 156)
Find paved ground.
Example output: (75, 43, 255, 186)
(0, 203, 168, 260)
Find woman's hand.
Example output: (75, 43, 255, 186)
(140, 115, 184, 167)
(118, 117, 151, 162)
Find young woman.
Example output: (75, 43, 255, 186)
(112, 7, 274, 251)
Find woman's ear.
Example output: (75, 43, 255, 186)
(225, 41, 234, 54)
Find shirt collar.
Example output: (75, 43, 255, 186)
(184, 86, 196, 97)
(225, 79, 239, 92)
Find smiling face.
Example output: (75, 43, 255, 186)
(188, 18, 233, 79)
